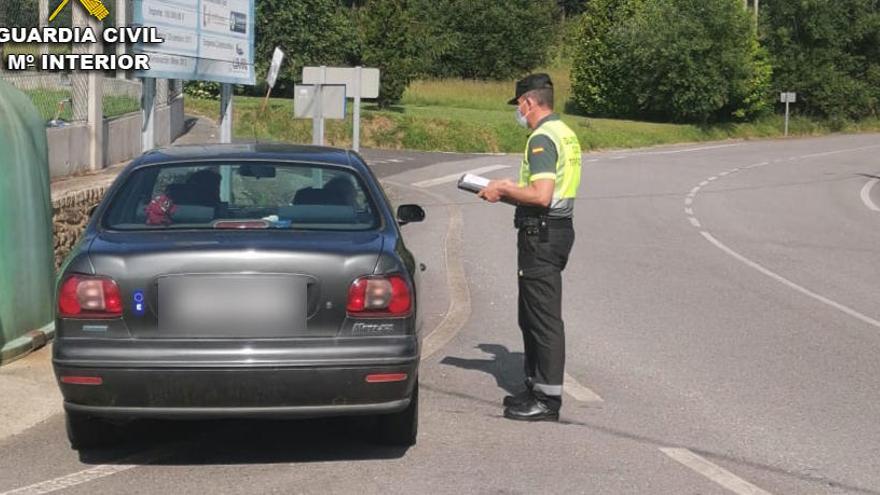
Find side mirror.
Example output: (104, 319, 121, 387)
(396, 204, 425, 225)
(88, 204, 99, 218)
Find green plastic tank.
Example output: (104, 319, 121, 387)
(0, 80, 55, 365)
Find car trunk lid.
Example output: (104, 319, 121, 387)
(86, 230, 383, 338)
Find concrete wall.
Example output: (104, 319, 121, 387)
(46, 125, 90, 178)
(47, 96, 185, 179)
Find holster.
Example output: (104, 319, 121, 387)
(514, 215, 550, 242)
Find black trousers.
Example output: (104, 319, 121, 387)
(517, 221, 575, 409)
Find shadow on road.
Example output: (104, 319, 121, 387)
(77, 416, 409, 466)
(440, 343, 527, 397)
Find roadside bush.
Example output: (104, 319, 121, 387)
(571, 0, 771, 123)
(762, 0, 880, 120)
(184, 81, 221, 100)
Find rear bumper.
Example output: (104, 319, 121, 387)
(54, 336, 419, 420)
(65, 398, 412, 420)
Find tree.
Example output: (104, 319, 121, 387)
(355, 0, 422, 107)
(254, 0, 357, 96)
(424, 0, 560, 80)
(762, 0, 880, 121)
(558, 0, 588, 18)
(571, 0, 771, 122)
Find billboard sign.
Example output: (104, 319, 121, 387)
(132, 0, 255, 85)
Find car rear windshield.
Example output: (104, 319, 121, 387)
(102, 162, 381, 231)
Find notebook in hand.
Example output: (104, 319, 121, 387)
(457, 174, 517, 205)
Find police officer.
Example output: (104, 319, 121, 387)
(478, 73, 581, 421)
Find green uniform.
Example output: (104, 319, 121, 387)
(515, 114, 582, 408)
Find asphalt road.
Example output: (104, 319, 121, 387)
(2, 134, 879, 494)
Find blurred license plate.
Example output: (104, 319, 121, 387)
(159, 275, 307, 336)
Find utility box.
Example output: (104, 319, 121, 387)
(0, 80, 56, 365)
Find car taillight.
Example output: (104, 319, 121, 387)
(58, 275, 123, 318)
(347, 275, 412, 317)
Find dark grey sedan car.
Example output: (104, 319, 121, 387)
(53, 144, 426, 449)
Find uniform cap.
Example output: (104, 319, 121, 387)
(508, 73, 554, 105)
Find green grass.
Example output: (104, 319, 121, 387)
(401, 68, 573, 113)
(185, 67, 880, 153)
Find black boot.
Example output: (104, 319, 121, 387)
(502, 390, 532, 407)
(503, 397, 559, 422)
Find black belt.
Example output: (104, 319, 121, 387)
(514, 216, 572, 229)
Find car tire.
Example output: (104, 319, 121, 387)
(374, 381, 418, 447)
(65, 411, 120, 450)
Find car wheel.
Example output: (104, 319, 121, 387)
(374, 381, 418, 447)
(65, 411, 120, 450)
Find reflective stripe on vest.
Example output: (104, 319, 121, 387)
(519, 119, 582, 215)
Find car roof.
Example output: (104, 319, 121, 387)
(130, 143, 359, 170)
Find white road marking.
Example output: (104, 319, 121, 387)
(610, 156, 628, 160)
(860, 178, 880, 212)
(631, 143, 741, 156)
(0, 446, 173, 495)
(387, 158, 403, 163)
(708, 176, 718, 181)
(660, 448, 773, 495)
(685, 197, 694, 206)
(585, 158, 600, 163)
(563, 372, 603, 402)
(411, 165, 510, 188)
(701, 231, 880, 330)
(719, 171, 731, 177)
(797, 144, 880, 160)
(690, 186, 701, 196)
(689, 217, 702, 228)
(699, 180, 709, 187)
(685, 208, 694, 215)
(0, 465, 139, 495)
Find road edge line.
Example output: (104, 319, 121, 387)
(860, 178, 880, 212)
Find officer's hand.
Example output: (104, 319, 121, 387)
(479, 179, 514, 203)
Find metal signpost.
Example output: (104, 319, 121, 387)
(220, 83, 233, 144)
(133, 0, 256, 147)
(780, 92, 796, 137)
(302, 66, 380, 151)
(141, 77, 155, 151)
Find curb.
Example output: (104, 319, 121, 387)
(0, 322, 55, 366)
